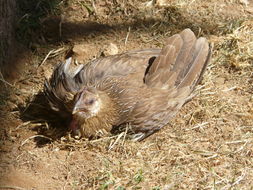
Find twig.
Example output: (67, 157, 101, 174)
(186, 122, 209, 131)
(230, 172, 246, 186)
(50, 47, 65, 57)
(91, 0, 97, 15)
(90, 135, 119, 143)
(225, 140, 248, 144)
(39, 50, 54, 67)
(39, 48, 65, 67)
(121, 125, 129, 146)
(189, 0, 197, 5)
(220, 171, 246, 190)
(108, 132, 124, 150)
(20, 135, 52, 147)
(15, 121, 31, 130)
(222, 86, 237, 92)
(233, 141, 248, 154)
(0, 71, 14, 88)
(125, 27, 131, 45)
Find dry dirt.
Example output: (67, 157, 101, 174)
(0, 0, 253, 189)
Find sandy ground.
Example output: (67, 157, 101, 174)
(0, 0, 253, 189)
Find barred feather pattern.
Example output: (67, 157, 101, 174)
(44, 29, 212, 141)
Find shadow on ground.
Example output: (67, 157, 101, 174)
(3, 0, 241, 147)
(19, 91, 71, 146)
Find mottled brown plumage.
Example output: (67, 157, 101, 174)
(44, 29, 212, 141)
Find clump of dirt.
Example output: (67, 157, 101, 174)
(0, 0, 253, 189)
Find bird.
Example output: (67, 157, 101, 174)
(44, 28, 212, 141)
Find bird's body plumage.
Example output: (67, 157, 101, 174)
(44, 29, 212, 141)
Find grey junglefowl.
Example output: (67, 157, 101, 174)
(44, 29, 212, 141)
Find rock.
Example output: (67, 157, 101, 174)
(102, 43, 119, 56)
(240, 0, 249, 6)
(72, 44, 96, 64)
(72, 44, 88, 56)
(156, 0, 170, 7)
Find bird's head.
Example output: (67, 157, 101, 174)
(70, 87, 120, 138)
(72, 87, 101, 119)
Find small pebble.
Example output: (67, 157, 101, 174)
(102, 43, 119, 56)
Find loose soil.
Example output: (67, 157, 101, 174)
(0, 0, 253, 189)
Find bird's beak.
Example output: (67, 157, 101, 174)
(72, 101, 83, 114)
(72, 102, 88, 114)
(72, 92, 85, 114)
(72, 104, 87, 114)
(72, 108, 79, 114)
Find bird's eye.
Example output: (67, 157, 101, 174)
(86, 99, 95, 105)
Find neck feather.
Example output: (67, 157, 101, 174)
(78, 91, 120, 138)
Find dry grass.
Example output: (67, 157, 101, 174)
(0, 0, 253, 189)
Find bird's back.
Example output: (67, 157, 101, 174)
(44, 48, 161, 113)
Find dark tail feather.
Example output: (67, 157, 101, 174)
(44, 58, 83, 112)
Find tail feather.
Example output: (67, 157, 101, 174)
(44, 58, 83, 112)
(144, 34, 183, 88)
(152, 34, 183, 74)
(178, 37, 210, 88)
(172, 29, 197, 85)
(144, 28, 211, 91)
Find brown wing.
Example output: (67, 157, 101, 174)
(120, 29, 212, 141)
(144, 28, 211, 91)
(75, 49, 161, 85)
(44, 49, 161, 113)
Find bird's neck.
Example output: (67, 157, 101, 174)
(79, 92, 120, 138)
